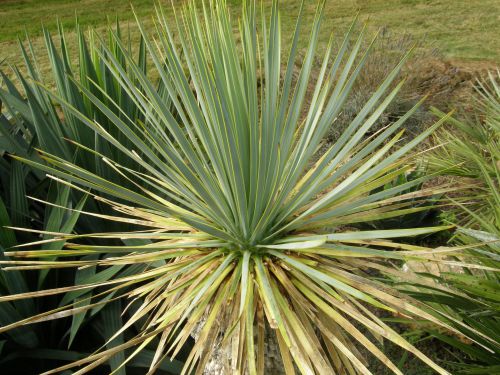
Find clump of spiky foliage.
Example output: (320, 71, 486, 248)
(0, 1, 488, 374)
(359, 167, 445, 230)
(428, 71, 499, 225)
(0, 17, 166, 238)
(0, 19, 184, 373)
(0, 18, 172, 190)
(406, 72, 500, 374)
(325, 27, 440, 143)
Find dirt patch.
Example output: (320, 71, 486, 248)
(406, 57, 497, 112)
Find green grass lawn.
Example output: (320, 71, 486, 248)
(0, 0, 499, 68)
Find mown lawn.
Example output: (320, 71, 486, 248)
(0, 0, 499, 67)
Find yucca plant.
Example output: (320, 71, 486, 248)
(0, 18, 172, 192)
(0, 1, 489, 374)
(430, 229, 500, 375)
(0, 192, 87, 373)
(1, 108, 185, 374)
(326, 27, 439, 143)
(428, 71, 500, 225)
(0, 21, 184, 373)
(399, 201, 500, 375)
(358, 168, 444, 230)
(403, 72, 500, 374)
(1, 94, 86, 370)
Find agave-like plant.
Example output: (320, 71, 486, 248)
(0, 17, 172, 191)
(0, 1, 483, 374)
(428, 71, 500, 225)
(426, 227, 500, 375)
(0, 20, 180, 372)
(359, 168, 444, 230)
(406, 72, 499, 374)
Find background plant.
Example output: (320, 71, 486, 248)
(0, 21, 184, 374)
(325, 27, 446, 144)
(428, 71, 499, 225)
(401, 72, 500, 374)
(355, 167, 445, 231)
